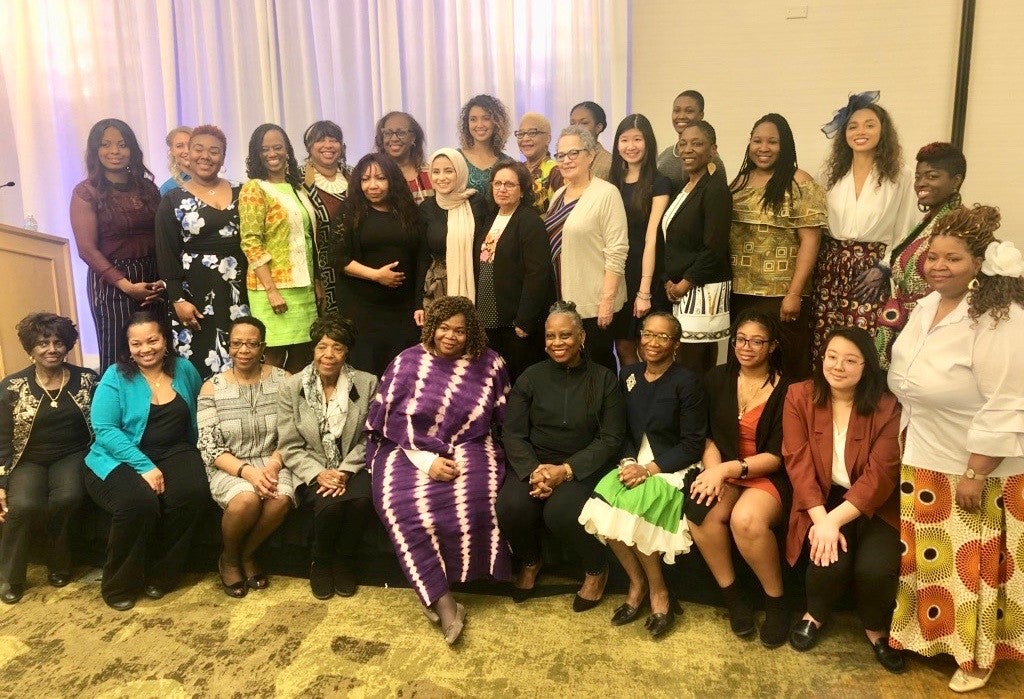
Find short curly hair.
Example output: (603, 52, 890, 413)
(420, 296, 489, 359)
(459, 94, 511, 152)
(309, 312, 357, 349)
(16, 313, 79, 354)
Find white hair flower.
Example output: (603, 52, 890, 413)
(981, 241, 1024, 278)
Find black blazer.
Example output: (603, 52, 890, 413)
(474, 204, 555, 334)
(660, 169, 732, 287)
(620, 363, 707, 473)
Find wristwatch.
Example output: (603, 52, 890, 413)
(963, 468, 983, 480)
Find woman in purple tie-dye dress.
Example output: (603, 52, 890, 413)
(367, 296, 512, 645)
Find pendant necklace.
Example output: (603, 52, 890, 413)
(36, 368, 68, 408)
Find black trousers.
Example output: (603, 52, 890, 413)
(804, 486, 900, 631)
(84, 453, 210, 603)
(345, 300, 418, 377)
(306, 469, 372, 565)
(0, 451, 85, 586)
(495, 471, 606, 574)
(582, 317, 619, 375)
(486, 327, 544, 384)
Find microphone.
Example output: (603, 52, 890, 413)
(0, 181, 14, 188)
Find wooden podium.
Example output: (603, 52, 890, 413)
(0, 223, 83, 375)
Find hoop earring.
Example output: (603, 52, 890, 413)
(917, 202, 929, 213)
(968, 278, 980, 291)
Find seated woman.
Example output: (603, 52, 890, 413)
(497, 301, 626, 611)
(578, 312, 707, 638)
(84, 311, 208, 611)
(197, 316, 292, 598)
(687, 309, 790, 647)
(783, 326, 904, 672)
(367, 296, 511, 645)
(0, 313, 99, 604)
(277, 314, 377, 600)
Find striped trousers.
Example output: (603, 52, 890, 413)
(87, 256, 159, 372)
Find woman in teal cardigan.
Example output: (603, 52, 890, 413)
(84, 311, 209, 611)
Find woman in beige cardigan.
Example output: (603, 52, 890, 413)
(544, 125, 629, 373)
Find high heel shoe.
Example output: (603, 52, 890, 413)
(511, 562, 541, 603)
(949, 667, 993, 692)
(645, 598, 681, 639)
(572, 568, 608, 612)
(218, 555, 247, 599)
(443, 603, 467, 646)
(611, 600, 649, 626)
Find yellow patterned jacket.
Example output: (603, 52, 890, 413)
(239, 179, 317, 290)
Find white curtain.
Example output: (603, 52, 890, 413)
(0, 0, 629, 362)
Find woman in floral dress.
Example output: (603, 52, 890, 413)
(157, 125, 249, 378)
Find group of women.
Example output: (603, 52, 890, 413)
(0, 88, 1020, 690)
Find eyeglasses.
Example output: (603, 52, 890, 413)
(553, 149, 586, 162)
(381, 129, 411, 140)
(229, 340, 263, 350)
(492, 180, 519, 190)
(823, 353, 865, 369)
(514, 129, 547, 139)
(732, 337, 769, 349)
(639, 330, 676, 345)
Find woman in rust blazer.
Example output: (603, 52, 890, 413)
(782, 326, 904, 674)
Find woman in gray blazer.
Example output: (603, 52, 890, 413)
(277, 314, 378, 600)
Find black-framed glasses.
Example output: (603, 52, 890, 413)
(381, 129, 411, 140)
(553, 149, 586, 162)
(229, 340, 263, 350)
(732, 337, 769, 349)
(639, 330, 675, 345)
(514, 129, 547, 139)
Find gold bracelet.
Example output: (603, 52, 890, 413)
(562, 463, 574, 481)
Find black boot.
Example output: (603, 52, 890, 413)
(760, 593, 789, 649)
(721, 581, 755, 638)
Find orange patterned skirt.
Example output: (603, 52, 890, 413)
(890, 465, 1024, 670)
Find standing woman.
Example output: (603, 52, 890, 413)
(569, 101, 613, 181)
(70, 118, 164, 371)
(374, 111, 433, 203)
(515, 112, 563, 215)
(476, 162, 555, 382)
(812, 92, 916, 363)
(546, 125, 629, 374)
(459, 94, 512, 201)
(729, 113, 826, 380)
(0, 314, 98, 604)
(338, 153, 426, 376)
(875, 142, 965, 367)
(157, 124, 248, 379)
(302, 120, 352, 316)
(888, 205, 1024, 692)
(608, 114, 672, 366)
(687, 309, 791, 647)
(783, 327, 904, 673)
(655, 90, 727, 194)
(83, 311, 208, 611)
(239, 123, 318, 374)
(662, 121, 733, 374)
(160, 126, 192, 196)
(418, 148, 488, 317)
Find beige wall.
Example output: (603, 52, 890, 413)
(631, 0, 1023, 245)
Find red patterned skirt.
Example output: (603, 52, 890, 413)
(890, 465, 1024, 671)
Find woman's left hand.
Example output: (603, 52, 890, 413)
(316, 469, 349, 497)
(633, 296, 651, 318)
(955, 477, 985, 511)
(619, 462, 657, 489)
(596, 299, 614, 328)
(852, 266, 886, 303)
(808, 520, 847, 567)
(779, 294, 802, 323)
(690, 462, 729, 504)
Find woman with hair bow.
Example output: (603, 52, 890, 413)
(888, 205, 1024, 692)
(812, 92, 917, 365)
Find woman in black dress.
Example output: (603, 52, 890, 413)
(338, 153, 426, 376)
(156, 125, 248, 379)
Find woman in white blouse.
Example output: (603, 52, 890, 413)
(812, 93, 916, 364)
(887, 205, 1024, 693)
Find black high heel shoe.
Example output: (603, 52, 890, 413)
(218, 555, 248, 599)
(572, 568, 608, 612)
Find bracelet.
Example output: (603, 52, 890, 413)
(641, 465, 652, 478)
(563, 463, 574, 481)
(636, 292, 652, 300)
(236, 463, 249, 478)
(738, 459, 749, 480)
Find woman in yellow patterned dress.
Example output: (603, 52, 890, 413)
(729, 113, 826, 380)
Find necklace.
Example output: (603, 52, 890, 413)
(737, 372, 770, 419)
(141, 370, 165, 389)
(36, 368, 68, 408)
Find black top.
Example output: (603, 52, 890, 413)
(472, 205, 556, 334)
(620, 363, 706, 473)
(704, 364, 791, 502)
(19, 388, 90, 465)
(661, 170, 733, 287)
(339, 207, 427, 308)
(139, 394, 194, 462)
(621, 174, 672, 298)
(503, 357, 625, 481)
(419, 194, 490, 261)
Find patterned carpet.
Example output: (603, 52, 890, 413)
(0, 565, 1021, 698)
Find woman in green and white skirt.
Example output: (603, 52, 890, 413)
(579, 312, 707, 638)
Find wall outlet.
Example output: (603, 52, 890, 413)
(786, 5, 809, 19)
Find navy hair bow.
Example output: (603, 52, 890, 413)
(821, 90, 881, 138)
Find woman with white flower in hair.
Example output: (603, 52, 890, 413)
(888, 205, 1024, 692)
(157, 124, 249, 379)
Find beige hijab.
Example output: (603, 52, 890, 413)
(430, 148, 477, 302)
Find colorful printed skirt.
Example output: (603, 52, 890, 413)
(890, 465, 1024, 670)
(810, 237, 886, 365)
(578, 467, 697, 564)
(673, 280, 731, 344)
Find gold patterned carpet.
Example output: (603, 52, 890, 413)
(1, 565, 1021, 698)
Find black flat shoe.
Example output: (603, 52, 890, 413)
(218, 556, 246, 599)
(510, 585, 534, 603)
(646, 609, 677, 639)
(789, 619, 823, 652)
(144, 584, 167, 600)
(611, 601, 648, 626)
(1, 583, 24, 604)
(105, 597, 134, 612)
(48, 572, 71, 588)
(310, 561, 334, 600)
(332, 562, 357, 597)
(760, 595, 789, 649)
(721, 581, 755, 638)
(871, 637, 906, 674)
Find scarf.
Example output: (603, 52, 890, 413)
(299, 363, 352, 471)
(430, 147, 478, 302)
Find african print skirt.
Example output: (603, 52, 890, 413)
(889, 465, 1024, 671)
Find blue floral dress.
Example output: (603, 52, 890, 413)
(156, 185, 249, 379)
